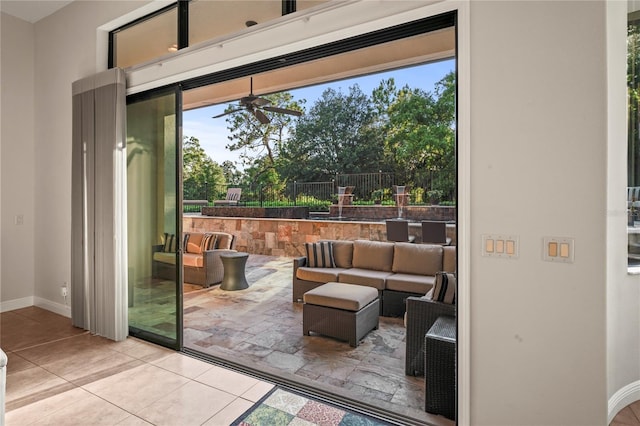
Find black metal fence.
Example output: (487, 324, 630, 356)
(183, 172, 452, 213)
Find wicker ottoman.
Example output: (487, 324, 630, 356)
(424, 315, 456, 420)
(303, 282, 379, 347)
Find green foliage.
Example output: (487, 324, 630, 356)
(205, 70, 457, 206)
(426, 189, 444, 204)
(221, 160, 242, 186)
(374, 72, 456, 199)
(629, 21, 640, 186)
(224, 92, 303, 172)
(183, 136, 225, 201)
(278, 85, 384, 182)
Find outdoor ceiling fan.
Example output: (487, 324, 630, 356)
(212, 77, 302, 124)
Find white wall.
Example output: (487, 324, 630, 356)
(469, 1, 609, 424)
(0, 13, 36, 309)
(0, 0, 635, 424)
(30, 1, 148, 310)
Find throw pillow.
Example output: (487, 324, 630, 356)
(163, 233, 177, 253)
(305, 241, 336, 268)
(200, 233, 217, 252)
(431, 271, 456, 304)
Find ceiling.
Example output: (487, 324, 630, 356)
(183, 27, 456, 111)
(0, 0, 73, 23)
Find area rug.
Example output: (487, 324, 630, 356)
(232, 386, 394, 426)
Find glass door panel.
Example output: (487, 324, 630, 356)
(126, 87, 182, 349)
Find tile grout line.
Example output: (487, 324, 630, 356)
(10, 331, 91, 353)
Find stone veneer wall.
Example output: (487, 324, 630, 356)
(328, 205, 455, 221)
(183, 216, 457, 258)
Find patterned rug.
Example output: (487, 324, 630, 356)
(232, 386, 394, 426)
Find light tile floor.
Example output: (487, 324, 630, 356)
(5, 270, 635, 425)
(2, 307, 272, 426)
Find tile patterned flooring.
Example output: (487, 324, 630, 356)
(2, 307, 277, 426)
(3, 258, 636, 425)
(182, 254, 444, 424)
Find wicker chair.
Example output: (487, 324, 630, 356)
(405, 296, 456, 376)
(386, 219, 415, 243)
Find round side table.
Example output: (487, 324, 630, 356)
(219, 252, 249, 291)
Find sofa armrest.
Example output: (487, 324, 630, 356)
(293, 256, 307, 274)
(405, 296, 456, 376)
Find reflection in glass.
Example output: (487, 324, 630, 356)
(113, 6, 177, 68)
(127, 92, 180, 346)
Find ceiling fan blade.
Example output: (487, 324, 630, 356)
(254, 108, 270, 124)
(262, 106, 303, 116)
(212, 108, 243, 118)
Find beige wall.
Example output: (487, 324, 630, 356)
(0, 0, 636, 424)
(0, 13, 36, 308)
(29, 1, 150, 311)
(469, 1, 608, 423)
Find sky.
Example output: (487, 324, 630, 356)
(183, 58, 455, 168)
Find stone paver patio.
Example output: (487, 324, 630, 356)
(182, 254, 436, 423)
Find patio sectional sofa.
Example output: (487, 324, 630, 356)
(153, 231, 236, 287)
(292, 239, 456, 317)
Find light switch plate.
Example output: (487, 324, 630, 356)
(543, 237, 574, 263)
(482, 234, 519, 259)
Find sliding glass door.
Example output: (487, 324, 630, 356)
(126, 86, 183, 349)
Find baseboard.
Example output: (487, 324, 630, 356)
(0, 296, 34, 313)
(34, 297, 71, 318)
(609, 380, 640, 423)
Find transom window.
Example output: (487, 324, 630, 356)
(109, 0, 329, 69)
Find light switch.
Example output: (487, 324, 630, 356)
(485, 238, 494, 253)
(543, 237, 574, 263)
(482, 234, 519, 258)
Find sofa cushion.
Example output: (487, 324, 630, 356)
(185, 233, 204, 254)
(392, 243, 443, 276)
(351, 240, 394, 272)
(215, 232, 234, 250)
(297, 267, 345, 283)
(386, 273, 436, 294)
(443, 246, 456, 273)
(330, 240, 354, 268)
(202, 233, 217, 251)
(305, 241, 336, 268)
(153, 251, 176, 265)
(163, 233, 177, 253)
(431, 272, 456, 304)
(303, 282, 378, 311)
(183, 253, 204, 268)
(184, 232, 218, 254)
(338, 268, 392, 290)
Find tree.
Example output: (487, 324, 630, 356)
(629, 20, 640, 186)
(373, 72, 456, 200)
(222, 92, 303, 188)
(183, 136, 226, 201)
(221, 160, 242, 186)
(279, 85, 384, 183)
